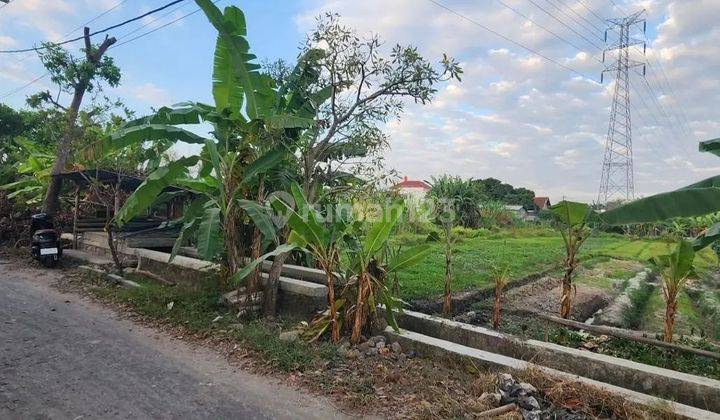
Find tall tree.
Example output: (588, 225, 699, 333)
(37, 28, 119, 215)
(297, 13, 462, 202)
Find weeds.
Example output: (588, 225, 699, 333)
(85, 273, 340, 372)
(516, 368, 681, 419)
(539, 323, 720, 380)
(622, 282, 656, 329)
(234, 321, 341, 372)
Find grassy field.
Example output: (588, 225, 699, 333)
(394, 228, 681, 300)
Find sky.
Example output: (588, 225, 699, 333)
(1, 0, 719, 203)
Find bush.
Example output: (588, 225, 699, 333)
(451, 226, 482, 239)
(622, 282, 656, 329)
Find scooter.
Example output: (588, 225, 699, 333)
(30, 213, 62, 267)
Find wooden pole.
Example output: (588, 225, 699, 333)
(72, 186, 80, 249)
(520, 310, 720, 361)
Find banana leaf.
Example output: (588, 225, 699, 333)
(196, 206, 222, 261)
(230, 243, 299, 285)
(115, 156, 199, 226)
(109, 124, 207, 150)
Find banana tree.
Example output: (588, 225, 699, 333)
(235, 185, 430, 343)
(0, 138, 54, 206)
(234, 182, 352, 342)
(343, 207, 431, 344)
(551, 200, 593, 319)
(650, 240, 696, 342)
(602, 137, 720, 251)
(112, 1, 328, 300)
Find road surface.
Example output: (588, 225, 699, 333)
(0, 261, 344, 419)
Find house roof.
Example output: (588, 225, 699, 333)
(60, 169, 191, 194)
(393, 176, 430, 190)
(533, 196, 551, 208)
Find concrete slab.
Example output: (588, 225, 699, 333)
(261, 260, 328, 284)
(63, 249, 114, 266)
(77, 265, 141, 288)
(389, 308, 720, 413)
(385, 327, 719, 420)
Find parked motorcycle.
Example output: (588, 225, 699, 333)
(30, 213, 62, 267)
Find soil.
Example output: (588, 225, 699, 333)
(501, 276, 611, 321)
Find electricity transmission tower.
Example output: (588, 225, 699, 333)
(598, 10, 647, 205)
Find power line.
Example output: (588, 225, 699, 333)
(0, 0, 220, 100)
(548, 0, 606, 34)
(0, 0, 187, 53)
(493, 0, 599, 57)
(629, 78, 692, 160)
(640, 50, 695, 141)
(113, 4, 205, 48)
(427, 0, 596, 79)
(576, 0, 607, 23)
(525, 0, 605, 52)
(66, 0, 130, 35)
(0, 74, 48, 100)
(9, 0, 130, 66)
(543, 0, 605, 42)
(113, 0, 191, 43)
(637, 74, 694, 157)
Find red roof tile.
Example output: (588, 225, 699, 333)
(533, 196, 551, 208)
(393, 176, 431, 190)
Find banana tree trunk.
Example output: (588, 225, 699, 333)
(664, 298, 677, 342)
(263, 252, 288, 316)
(351, 272, 369, 344)
(225, 213, 242, 277)
(247, 179, 265, 291)
(321, 260, 340, 343)
(560, 243, 577, 319)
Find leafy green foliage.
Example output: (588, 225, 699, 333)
(551, 201, 591, 227)
(196, 0, 268, 120)
(109, 124, 207, 150)
(35, 42, 120, 95)
(115, 156, 198, 226)
(196, 206, 222, 261)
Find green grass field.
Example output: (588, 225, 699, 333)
(395, 228, 717, 301)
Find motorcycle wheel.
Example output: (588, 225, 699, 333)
(40, 256, 58, 268)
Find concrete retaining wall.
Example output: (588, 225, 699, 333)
(68, 232, 328, 316)
(385, 327, 718, 420)
(389, 308, 720, 413)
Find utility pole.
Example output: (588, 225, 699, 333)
(598, 10, 646, 206)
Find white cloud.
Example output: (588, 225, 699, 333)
(297, 0, 720, 202)
(119, 82, 172, 106)
(0, 35, 16, 47)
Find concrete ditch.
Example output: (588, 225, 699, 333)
(384, 327, 718, 419)
(384, 308, 720, 413)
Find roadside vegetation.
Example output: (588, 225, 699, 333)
(2, 0, 720, 416)
(59, 266, 675, 418)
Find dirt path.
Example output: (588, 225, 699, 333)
(0, 261, 344, 420)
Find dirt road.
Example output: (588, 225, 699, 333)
(0, 261, 343, 419)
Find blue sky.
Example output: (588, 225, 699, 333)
(2, 0, 719, 202)
(0, 0, 309, 113)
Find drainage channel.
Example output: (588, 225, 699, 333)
(382, 307, 720, 415)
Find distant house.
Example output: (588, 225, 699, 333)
(532, 196, 551, 211)
(393, 176, 431, 198)
(504, 205, 528, 220)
